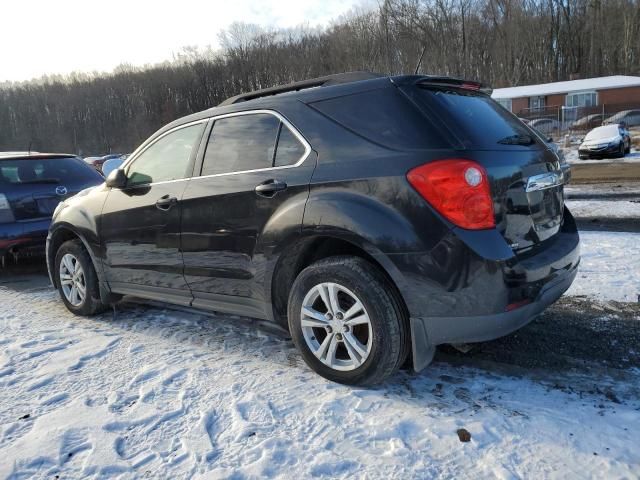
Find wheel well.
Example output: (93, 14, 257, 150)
(48, 228, 82, 288)
(271, 236, 407, 330)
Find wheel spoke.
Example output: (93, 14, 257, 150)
(301, 307, 329, 328)
(342, 335, 362, 367)
(314, 332, 334, 360)
(327, 283, 341, 315)
(345, 314, 369, 327)
(342, 300, 364, 321)
(343, 331, 368, 359)
(62, 255, 75, 274)
(318, 284, 333, 315)
(70, 285, 79, 304)
(324, 334, 339, 367)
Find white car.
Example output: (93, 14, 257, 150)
(578, 124, 631, 159)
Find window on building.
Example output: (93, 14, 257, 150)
(529, 96, 545, 111)
(566, 91, 597, 108)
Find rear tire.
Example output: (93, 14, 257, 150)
(55, 240, 107, 316)
(288, 256, 410, 386)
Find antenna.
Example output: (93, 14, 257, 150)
(28, 141, 33, 155)
(414, 45, 427, 75)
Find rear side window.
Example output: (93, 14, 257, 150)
(413, 87, 537, 148)
(0, 157, 100, 185)
(310, 87, 447, 150)
(201, 113, 308, 175)
(202, 114, 280, 176)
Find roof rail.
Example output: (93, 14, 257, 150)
(218, 71, 383, 106)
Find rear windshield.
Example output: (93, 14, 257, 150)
(0, 157, 101, 185)
(309, 87, 448, 150)
(411, 86, 540, 149)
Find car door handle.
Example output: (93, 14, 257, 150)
(255, 179, 287, 197)
(155, 195, 178, 210)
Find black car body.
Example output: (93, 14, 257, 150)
(47, 73, 580, 384)
(0, 153, 103, 265)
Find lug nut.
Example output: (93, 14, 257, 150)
(325, 326, 332, 333)
(336, 312, 344, 320)
(336, 333, 343, 341)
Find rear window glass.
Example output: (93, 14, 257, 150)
(413, 87, 538, 149)
(310, 87, 447, 150)
(0, 157, 101, 185)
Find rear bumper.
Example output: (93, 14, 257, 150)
(410, 262, 577, 369)
(387, 208, 580, 371)
(0, 219, 50, 258)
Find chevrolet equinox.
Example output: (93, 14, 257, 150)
(47, 72, 580, 385)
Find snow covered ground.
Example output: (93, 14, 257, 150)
(565, 199, 640, 219)
(566, 231, 640, 302)
(0, 231, 639, 479)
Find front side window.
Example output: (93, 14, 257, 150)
(202, 114, 280, 176)
(126, 123, 205, 186)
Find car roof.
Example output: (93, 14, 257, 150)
(0, 152, 77, 161)
(155, 72, 488, 135)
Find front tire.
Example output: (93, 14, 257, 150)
(288, 256, 410, 386)
(55, 239, 107, 316)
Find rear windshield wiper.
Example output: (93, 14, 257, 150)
(497, 134, 534, 146)
(15, 178, 61, 184)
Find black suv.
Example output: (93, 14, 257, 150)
(47, 73, 579, 385)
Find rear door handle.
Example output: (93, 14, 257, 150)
(255, 179, 287, 197)
(155, 195, 178, 210)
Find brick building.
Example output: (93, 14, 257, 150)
(491, 75, 640, 116)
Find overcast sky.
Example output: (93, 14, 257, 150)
(0, 0, 366, 82)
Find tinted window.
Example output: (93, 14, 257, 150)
(274, 125, 306, 167)
(202, 114, 280, 176)
(0, 157, 101, 185)
(127, 123, 204, 186)
(310, 87, 447, 150)
(414, 86, 537, 148)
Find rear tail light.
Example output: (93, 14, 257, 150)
(407, 159, 495, 230)
(0, 194, 15, 224)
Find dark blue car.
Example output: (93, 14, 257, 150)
(0, 152, 103, 266)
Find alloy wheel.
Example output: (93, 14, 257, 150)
(300, 282, 373, 371)
(59, 253, 87, 307)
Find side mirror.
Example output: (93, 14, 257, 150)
(547, 136, 553, 143)
(102, 157, 124, 178)
(105, 168, 127, 189)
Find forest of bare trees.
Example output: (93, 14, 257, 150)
(1, 0, 639, 154)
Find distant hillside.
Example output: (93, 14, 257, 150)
(1, 0, 639, 154)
